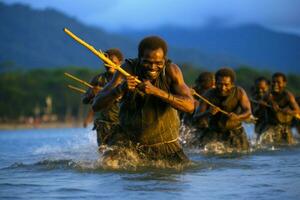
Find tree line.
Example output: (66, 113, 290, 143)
(1, 65, 299, 121)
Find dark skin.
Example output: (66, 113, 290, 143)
(295, 97, 300, 135)
(92, 48, 194, 113)
(92, 54, 122, 95)
(256, 80, 269, 98)
(83, 108, 94, 128)
(190, 77, 215, 109)
(194, 76, 251, 122)
(251, 80, 270, 108)
(82, 54, 122, 104)
(82, 53, 123, 128)
(268, 76, 299, 115)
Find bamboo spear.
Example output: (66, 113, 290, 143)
(250, 99, 271, 108)
(193, 90, 260, 123)
(64, 72, 94, 88)
(63, 28, 141, 84)
(67, 85, 86, 94)
(191, 90, 229, 115)
(251, 99, 300, 120)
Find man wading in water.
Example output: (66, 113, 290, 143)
(193, 68, 251, 153)
(183, 71, 215, 126)
(181, 72, 215, 147)
(82, 48, 123, 147)
(93, 36, 194, 166)
(250, 77, 270, 137)
(258, 72, 299, 145)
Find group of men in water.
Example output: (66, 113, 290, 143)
(81, 36, 300, 166)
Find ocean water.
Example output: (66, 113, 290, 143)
(1, 125, 300, 200)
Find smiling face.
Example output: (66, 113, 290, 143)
(216, 76, 234, 97)
(256, 80, 269, 97)
(272, 76, 286, 93)
(140, 48, 165, 81)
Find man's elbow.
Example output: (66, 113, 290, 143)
(244, 109, 251, 118)
(185, 100, 195, 114)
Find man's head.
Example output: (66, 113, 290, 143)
(271, 72, 287, 93)
(138, 36, 168, 81)
(195, 72, 215, 91)
(254, 77, 270, 97)
(215, 67, 236, 96)
(104, 48, 123, 74)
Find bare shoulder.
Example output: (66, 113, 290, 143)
(236, 86, 248, 99)
(166, 63, 182, 75)
(165, 63, 184, 83)
(285, 90, 296, 101)
(237, 86, 247, 95)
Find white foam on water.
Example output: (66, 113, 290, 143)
(32, 128, 99, 161)
(179, 122, 287, 154)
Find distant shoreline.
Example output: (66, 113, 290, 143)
(0, 122, 86, 130)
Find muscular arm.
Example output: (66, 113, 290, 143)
(236, 87, 251, 121)
(82, 75, 102, 104)
(144, 64, 194, 113)
(193, 100, 210, 120)
(285, 92, 300, 115)
(92, 71, 125, 112)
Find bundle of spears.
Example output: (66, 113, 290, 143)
(63, 28, 142, 95)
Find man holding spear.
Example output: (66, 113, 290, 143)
(82, 48, 124, 147)
(258, 72, 300, 145)
(193, 67, 251, 152)
(93, 36, 194, 164)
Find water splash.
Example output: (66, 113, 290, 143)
(32, 128, 98, 161)
(8, 124, 298, 173)
(100, 145, 194, 171)
(179, 122, 283, 154)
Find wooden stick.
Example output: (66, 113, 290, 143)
(67, 85, 86, 94)
(251, 99, 300, 120)
(250, 99, 271, 108)
(64, 72, 94, 88)
(192, 90, 229, 115)
(63, 28, 141, 84)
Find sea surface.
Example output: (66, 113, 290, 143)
(1, 125, 300, 200)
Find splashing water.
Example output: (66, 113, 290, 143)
(1, 123, 299, 171)
(1, 126, 300, 199)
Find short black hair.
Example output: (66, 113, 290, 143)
(195, 72, 214, 86)
(255, 76, 270, 85)
(138, 36, 168, 58)
(104, 48, 124, 62)
(272, 72, 287, 82)
(215, 67, 236, 82)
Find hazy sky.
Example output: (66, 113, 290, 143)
(3, 0, 300, 34)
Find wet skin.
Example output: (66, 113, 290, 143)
(256, 80, 269, 98)
(216, 76, 233, 97)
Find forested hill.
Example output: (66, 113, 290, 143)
(1, 2, 300, 73)
(0, 2, 136, 69)
(0, 2, 233, 70)
(122, 24, 300, 73)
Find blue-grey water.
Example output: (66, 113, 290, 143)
(1, 125, 300, 200)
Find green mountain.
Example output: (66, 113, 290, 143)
(0, 2, 239, 70)
(122, 25, 300, 73)
(1, 2, 299, 73)
(0, 2, 136, 69)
